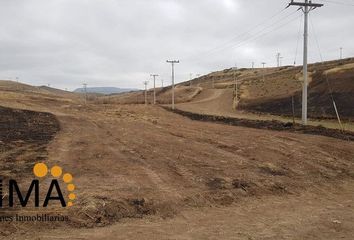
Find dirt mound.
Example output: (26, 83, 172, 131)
(69, 196, 178, 228)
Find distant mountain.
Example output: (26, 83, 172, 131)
(73, 87, 138, 95)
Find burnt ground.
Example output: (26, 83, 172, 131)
(167, 107, 354, 141)
(0, 106, 60, 178)
(0, 106, 60, 236)
(238, 66, 354, 120)
(0, 88, 354, 239)
(0, 106, 59, 142)
(4, 103, 352, 231)
(9, 103, 354, 239)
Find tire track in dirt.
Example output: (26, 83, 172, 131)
(47, 112, 182, 203)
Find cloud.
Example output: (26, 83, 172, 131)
(0, 0, 352, 90)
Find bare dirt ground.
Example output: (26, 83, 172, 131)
(21, 182, 354, 239)
(108, 58, 354, 131)
(175, 88, 354, 132)
(1, 82, 354, 239)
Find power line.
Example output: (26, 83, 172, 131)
(186, 12, 302, 66)
(309, 12, 344, 130)
(182, 7, 288, 61)
(183, 8, 300, 63)
(294, 16, 303, 65)
(309, 14, 324, 61)
(321, 0, 354, 6)
(228, 12, 302, 53)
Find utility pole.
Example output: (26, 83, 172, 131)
(196, 74, 201, 86)
(261, 62, 266, 81)
(276, 53, 281, 67)
(166, 60, 179, 110)
(340, 47, 343, 60)
(150, 74, 158, 105)
(143, 81, 149, 105)
(252, 62, 254, 69)
(289, 0, 323, 125)
(161, 79, 164, 88)
(83, 83, 87, 104)
(233, 65, 238, 107)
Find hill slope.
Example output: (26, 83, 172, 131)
(74, 87, 138, 95)
(180, 58, 354, 121)
(104, 58, 354, 122)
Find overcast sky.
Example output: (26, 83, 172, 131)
(0, 0, 353, 90)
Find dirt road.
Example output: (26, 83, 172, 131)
(22, 182, 354, 239)
(1, 100, 354, 239)
(175, 87, 354, 131)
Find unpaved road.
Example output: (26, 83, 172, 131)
(176, 88, 353, 131)
(22, 182, 354, 239)
(1, 100, 354, 239)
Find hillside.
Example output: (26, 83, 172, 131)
(237, 60, 354, 119)
(106, 58, 354, 123)
(0, 80, 83, 110)
(74, 87, 138, 95)
(1, 79, 354, 239)
(182, 58, 354, 120)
